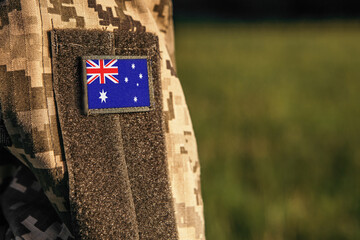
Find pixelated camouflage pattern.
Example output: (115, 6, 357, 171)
(1, 165, 74, 239)
(0, 0, 205, 238)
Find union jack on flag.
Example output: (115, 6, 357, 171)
(86, 59, 119, 84)
(82, 56, 154, 115)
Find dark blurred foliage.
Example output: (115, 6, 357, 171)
(174, 0, 360, 20)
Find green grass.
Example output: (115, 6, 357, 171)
(174, 22, 360, 240)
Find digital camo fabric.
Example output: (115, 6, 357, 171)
(0, 0, 205, 239)
(1, 165, 74, 240)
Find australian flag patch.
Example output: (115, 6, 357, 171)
(82, 56, 154, 115)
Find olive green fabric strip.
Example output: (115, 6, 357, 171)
(51, 29, 178, 240)
(114, 31, 178, 240)
(51, 29, 139, 240)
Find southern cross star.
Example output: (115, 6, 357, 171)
(131, 63, 135, 69)
(139, 73, 143, 79)
(99, 89, 108, 103)
(134, 96, 138, 102)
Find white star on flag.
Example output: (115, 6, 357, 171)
(99, 89, 108, 103)
(124, 77, 129, 83)
(139, 73, 143, 79)
(131, 64, 135, 69)
(134, 96, 138, 102)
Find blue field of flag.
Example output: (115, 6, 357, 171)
(84, 58, 151, 111)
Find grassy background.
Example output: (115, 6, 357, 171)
(174, 22, 360, 240)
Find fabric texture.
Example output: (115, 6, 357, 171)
(1, 165, 74, 240)
(0, 0, 205, 239)
(115, 31, 178, 240)
(0, 104, 11, 147)
(50, 28, 179, 239)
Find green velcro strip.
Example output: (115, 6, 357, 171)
(51, 29, 178, 240)
(115, 31, 178, 240)
(51, 29, 139, 240)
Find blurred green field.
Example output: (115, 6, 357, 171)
(174, 22, 360, 240)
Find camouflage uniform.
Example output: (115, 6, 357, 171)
(0, 0, 205, 239)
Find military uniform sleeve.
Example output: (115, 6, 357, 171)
(0, 0, 205, 239)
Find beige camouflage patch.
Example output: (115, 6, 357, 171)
(45, 188, 67, 212)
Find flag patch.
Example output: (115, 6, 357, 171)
(82, 56, 154, 115)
